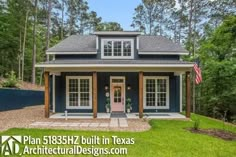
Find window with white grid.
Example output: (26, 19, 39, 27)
(101, 39, 134, 59)
(144, 76, 169, 109)
(66, 76, 92, 109)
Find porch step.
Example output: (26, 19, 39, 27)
(110, 112, 127, 118)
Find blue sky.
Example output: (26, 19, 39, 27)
(87, 0, 142, 30)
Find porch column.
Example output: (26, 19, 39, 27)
(139, 71, 143, 118)
(93, 72, 97, 118)
(186, 71, 191, 118)
(44, 71, 50, 118)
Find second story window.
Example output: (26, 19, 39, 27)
(101, 39, 134, 59)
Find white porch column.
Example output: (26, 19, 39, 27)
(52, 74, 55, 113)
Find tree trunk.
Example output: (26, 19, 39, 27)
(69, 14, 73, 35)
(61, 0, 64, 39)
(193, 0, 196, 56)
(21, 10, 29, 81)
(188, 0, 194, 54)
(18, 31, 22, 80)
(46, 0, 51, 61)
(32, 0, 38, 84)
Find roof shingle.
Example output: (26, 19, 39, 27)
(46, 34, 188, 54)
(47, 35, 96, 52)
(139, 36, 187, 53)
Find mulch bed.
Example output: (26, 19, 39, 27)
(187, 128, 236, 141)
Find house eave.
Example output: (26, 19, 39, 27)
(46, 51, 97, 55)
(93, 31, 141, 36)
(138, 51, 189, 55)
(35, 63, 194, 68)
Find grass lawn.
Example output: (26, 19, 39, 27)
(1, 114, 236, 157)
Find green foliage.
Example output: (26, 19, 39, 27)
(126, 98, 132, 109)
(198, 16, 236, 122)
(1, 71, 19, 88)
(96, 22, 123, 31)
(192, 118, 200, 130)
(105, 97, 110, 109)
(0, 0, 103, 83)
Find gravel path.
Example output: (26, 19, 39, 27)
(0, 105, 150, 132)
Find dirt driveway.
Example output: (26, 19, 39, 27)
(0, 105, 46, 131)
(0, 105, 150, 132)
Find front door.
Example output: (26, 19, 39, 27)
(111, 84, 124, 112)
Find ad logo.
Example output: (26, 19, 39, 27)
(0, 136, 22, 156)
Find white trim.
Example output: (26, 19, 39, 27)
(138, 51, 189, 55)
(46, 51, 97, 55)
(50, 72, 61, 76)
(96, 36, 99, 50)
(52, 75, 55, 113)
(136, 36, 139, 50)
(94, 31, 141, 35)
(110, 76, 126, 113)
(143, 76, 170, 109)
(35, 63, 194, 68)
(180, 74, 183, 112)
(66, 76, 92, 109)
(101, 38, 134, 59)
(174, 72, 184, 76)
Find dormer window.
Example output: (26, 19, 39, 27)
(101, 38, 134, 59)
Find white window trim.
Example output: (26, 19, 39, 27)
(101, 38, 134, 59)
(143, 76, 170, 109)
(66, 76, 92, 109)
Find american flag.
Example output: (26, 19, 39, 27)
(193, 61, 202, 84)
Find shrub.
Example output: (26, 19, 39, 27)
(105, 97, 110, 109)
(193, 119, 200, 130)
(1, 71, 19, 88)
(126, 98, 132, 109)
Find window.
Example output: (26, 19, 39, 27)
(114, 86, 122, 103)
(112, 79, 124, 83)
(66, 76, 92, 109)
(123, 41, 131, 56)
(104, 41, 112, 56)
(144, 76, 169, 109)
(102, 39, 134, 59)
(114, 41, 122, 56)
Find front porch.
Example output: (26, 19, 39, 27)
(43, 67, 192, 119)
(49, 112, 186, 119)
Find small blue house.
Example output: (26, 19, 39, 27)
(36, 31, 193, 118)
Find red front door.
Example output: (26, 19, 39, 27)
(111, 84, 124, 112)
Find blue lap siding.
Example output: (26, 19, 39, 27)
(54, 72, 180, 113)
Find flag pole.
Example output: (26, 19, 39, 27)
(192, 0, 196, 113)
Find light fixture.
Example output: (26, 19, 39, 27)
(105, 84, 109, 91)
(127, 84, 131, 90)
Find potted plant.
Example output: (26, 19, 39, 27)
(105, 97, 110, 113)
(126, 98, 132, 113)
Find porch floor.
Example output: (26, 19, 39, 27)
(49, 112, 186, 119)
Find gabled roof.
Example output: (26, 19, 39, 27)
(46, 35, 96, 54)
(46, 34, 188, 55)
(139, 36, 188, 54)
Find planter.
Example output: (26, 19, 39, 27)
(127, 108, 130, 113)
(106, 108, 110, 113)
